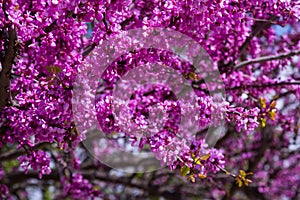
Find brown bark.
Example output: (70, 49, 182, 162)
(0, 28, 16, 108)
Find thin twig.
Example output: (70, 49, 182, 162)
(0, 143, 49, 162)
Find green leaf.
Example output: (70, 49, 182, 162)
(237, 179, 243, 187)
(3, 160, 19, 173)
(197, 174, 207, 179)
(191, 153, 195, 158)
(187, 174, 196, 183)
(194, 158, 202, 165)
(43, 186, 52, 200)
(268, 109, 276, 120)
(261, 118, 266, 128)
(136, 172, 144, 179)
(200, 153, 210, 161)
(188, 71, 200, 81)
(46, 66, 53, 73)
(46, 65, 62, 74)
(239, 170, 246, 178)
(45, 76, 53, 81)
(259, 97, 266, 108)
(52, 66, 62, 74)
(180, 165, 190, 176)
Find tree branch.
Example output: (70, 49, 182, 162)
(0, 28, 17, 108)
(219, 15, 277, 70)
(227, 81, 300, 91)
(0, 142, 50, 162)
(234, 49, 300, 70)
(4, 169, 182, 200)
(238, 16, 277, 58)
(82, 43, 96, 58)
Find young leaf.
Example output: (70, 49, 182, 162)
(188, 71, 200, 81)
(260, 118, 266, 128)
(259, 97, 266, 109)
(239, 170, 246, 178)
(46, 65, 62, 74)
(197, 174, 207, 179)
(187, 174, 196, 183)
(200, 153, 210, 161)
(52, 65, 62, 74)
(194, 158, 202, 165)
(180, 166, 190, 176)
(269, 100, 276, 109)
(268, 109, 276, 120)
(237, 178, 243, 187)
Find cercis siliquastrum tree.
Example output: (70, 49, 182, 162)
(0, 0, 300, 199)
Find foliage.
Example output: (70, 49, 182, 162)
(0, 0, 300, 199)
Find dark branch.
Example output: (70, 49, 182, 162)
(0, 28, 17, 108)
(0, 143, 50, 162)
(234, 49, 300, 70)
(238, 16, 277, 58)
(82, 43, 96, 58)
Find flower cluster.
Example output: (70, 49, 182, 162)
(0, 0, 299, 199)
(62, 173, 101, 199)
(18, 150, 51, 179)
